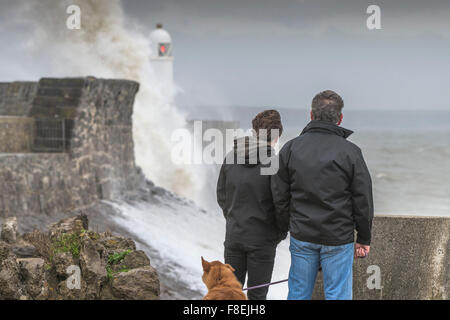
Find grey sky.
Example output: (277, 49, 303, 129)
(1, 0, 449, 111)
(123, 0, 450, 110)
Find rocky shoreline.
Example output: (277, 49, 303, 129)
(0, 215, 160, 300)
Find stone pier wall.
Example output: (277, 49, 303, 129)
(0, 82, 37, 116)
(0, 153, 88, 219)
(0, 117, 34, 153)
(0, 77, 144, 222)
(69, 78, 142, 198)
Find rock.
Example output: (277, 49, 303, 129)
(49, 215, 88, 239)
(79, 237, 106, 298)
(57, 279, 85, 300)
(22, 229, 52, 261)
(0, 241, 12, 261)
(0, 256, 23, 299)
(17, 258, 49, 299)
(80, 237, 107, 280)
(99, 284, 116, 300)
(0, 215, 160, 300)
(151, 186, 170, 197)
(109, 250, 150, 274)
(53, 252, 75, 278)
(99, 235, 136, 254)
(1, 217, 18, 244)
(12, 240, 38, 258)
(121, 250, 150, 270)
(111, 266, 160, 300)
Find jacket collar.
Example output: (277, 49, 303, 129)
(301, 120, 353, 139)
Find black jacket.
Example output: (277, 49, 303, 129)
(217, 136, 286, 247)
(271, 120, 374, 246)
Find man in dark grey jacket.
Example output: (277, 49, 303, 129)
(271, 90, 373, 300)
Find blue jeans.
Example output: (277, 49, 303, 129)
(288, 236, 354, 300)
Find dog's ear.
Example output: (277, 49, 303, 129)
(225, 264, 235, 272)
(201, 256, 210, 273)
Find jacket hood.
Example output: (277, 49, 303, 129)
(301, 120, 353, 139)
(233, 136, 273, 167)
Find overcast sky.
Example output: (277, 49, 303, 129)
(1, 0, 450, 111)
(122, 0, 450, 110)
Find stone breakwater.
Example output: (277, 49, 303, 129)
(0, 215, 160, 300)
(0, 77, 145, 230)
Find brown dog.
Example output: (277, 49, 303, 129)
(201, 257, 247, 300)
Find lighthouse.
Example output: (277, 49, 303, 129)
(150, 24, 174, 86)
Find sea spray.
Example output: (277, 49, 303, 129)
(108, 199, 290, 299)
(8, 0, 199, 199)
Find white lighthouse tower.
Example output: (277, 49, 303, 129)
(150, 24, 174, 86)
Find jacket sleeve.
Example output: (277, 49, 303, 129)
(351, 149, 374, 245)
(217, 163, 227, 218)
(270, 144, 291, 234)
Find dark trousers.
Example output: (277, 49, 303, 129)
(224, 242, 276, 300)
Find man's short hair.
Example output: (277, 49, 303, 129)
(311, 90, 344, 124)
(252, 109, 283, 142)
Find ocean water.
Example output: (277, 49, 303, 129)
(348, 130, 450, 217)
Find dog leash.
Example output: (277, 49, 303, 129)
(242, 278, 288, 291)
(242, 266, 324, 291)
(241, 255, 367, 291)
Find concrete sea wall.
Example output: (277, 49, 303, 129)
(312, 215, 449, 299)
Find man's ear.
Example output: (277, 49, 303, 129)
(201, 257, 210, 272)
(225, 264, 235, 272)
(310, 111, 314, 120)
(337, 113, 343, 126)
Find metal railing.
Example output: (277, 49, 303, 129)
(32, 119, 73, 152)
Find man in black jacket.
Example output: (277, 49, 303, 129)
(217, 110, 286, 300)
(271, 90, 373, 300)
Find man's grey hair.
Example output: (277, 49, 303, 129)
(311, 90, 344, 124)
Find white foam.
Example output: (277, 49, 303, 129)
(110, 200, 291, 299)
